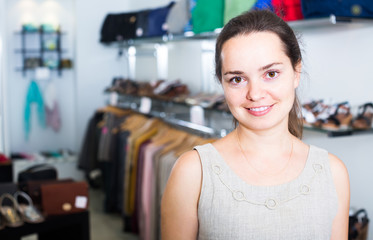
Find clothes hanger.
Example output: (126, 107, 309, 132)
(160, 132, 197, 156)
(174, 134, 203, 157)
(97, 105, 132, 116)
(120, 114, 149, 131)
(152, 128, 189, 147)
(150, 124, 171, 143)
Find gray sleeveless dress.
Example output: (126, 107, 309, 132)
(194, 144, 338, 240)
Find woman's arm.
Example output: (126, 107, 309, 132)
(161, 150, 202, 240)
(329, 153, 350, 240)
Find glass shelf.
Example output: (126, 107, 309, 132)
(105, 15, 373, 47)
(303, 125, 373, 137)
(14, 49, 67, 53)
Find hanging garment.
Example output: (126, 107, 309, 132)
(139, 143, 165, 240)
(24, 80, 46, 140)
(146, 2, 175, 37)
(224, 0, 256, 24)
(44, 81, 61, 132)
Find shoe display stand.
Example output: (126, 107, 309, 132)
(0, 211, 90, 240)
(14, 27, 67, 77)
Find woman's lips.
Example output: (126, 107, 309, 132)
(246, 104, 274, 116)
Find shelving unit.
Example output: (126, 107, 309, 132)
(15, 27, 68, 77)
(107, 92, 373, 138)
(106, 15, 373, 48)
(103, 15, 373, 138)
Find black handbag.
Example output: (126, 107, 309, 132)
(100, 12, 138, 43)
(17, 164, 57, 183)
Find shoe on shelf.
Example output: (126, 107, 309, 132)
(302, 99, 321, 127)
(0, 193, 23, 227)
(352, 102, 373, 130)
(321, 101, 353, 131)
(311, 101, 332, 128)
(14, 191, 44, 224)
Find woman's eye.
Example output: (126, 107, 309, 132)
(266, 71, 278, 78)
(231, 76, 243, 84)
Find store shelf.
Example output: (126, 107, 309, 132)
(105, 15, 373, 47)
(303, 125, 373, 137)
(14, 49, 67, 53)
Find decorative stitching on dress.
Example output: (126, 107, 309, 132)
(212, 163, 323, 210)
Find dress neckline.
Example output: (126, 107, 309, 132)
(206, 143, 313, 189)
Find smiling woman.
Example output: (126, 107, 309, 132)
(161, 10, 350, 240)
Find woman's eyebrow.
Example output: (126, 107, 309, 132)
(223, 70, 244, 76)
(259, 62, 283, 71)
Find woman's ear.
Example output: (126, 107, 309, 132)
(293, 61, 302, 88)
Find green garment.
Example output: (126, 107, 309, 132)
(24, 80, 46, 140)
(192, 0, 224, 34)
(224, 0, 256, 24)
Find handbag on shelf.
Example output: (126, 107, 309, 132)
(146, 2, 175, 37)
(100, 11, 138, 43)
(136, 10, 151, 38)
(301, 0, 373, 19)
(18, 164, 57, 183)
(349, 209, 369, 240)
(20, 178, 74, 209)
(40, 181, 89, 216)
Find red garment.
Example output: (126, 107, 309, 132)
(272, 0, 304, 21)
(0, 154, 9, 163)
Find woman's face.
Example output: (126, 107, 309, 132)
(221, 32, 301, 132)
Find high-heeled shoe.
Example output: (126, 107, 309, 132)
(321, 102, 353, 131)
(14, 191, 44, 224)
(352, 102, 373, 130)
(0, 193, 23, 227)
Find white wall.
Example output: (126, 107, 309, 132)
(5, 0, 76, 153)
(75, 0, 131, 151)
(0, 0, 8, 155)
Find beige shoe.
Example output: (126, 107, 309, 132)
(0, 193, 23, 227)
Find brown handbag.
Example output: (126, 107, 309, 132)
(40, 181, 89, 216)
(21, 178, 74, 210)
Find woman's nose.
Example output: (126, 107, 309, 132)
(246, 81, 265, 101)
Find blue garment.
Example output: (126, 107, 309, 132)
(24, 80, 46, 140)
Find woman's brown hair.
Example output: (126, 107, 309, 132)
(215, 10, 303, 138)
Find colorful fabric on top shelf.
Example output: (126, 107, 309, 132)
(192, 0, 224, 34)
